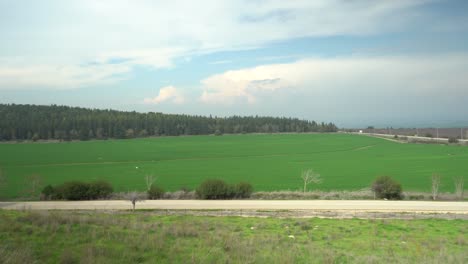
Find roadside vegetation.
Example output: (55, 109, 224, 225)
(195, 179, 253, 199)
(371, 176, 403, 200)
(0, 210, 466, 263)
(41, 181, 113, 200)
(37, 176, 465, 202)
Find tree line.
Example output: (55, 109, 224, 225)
(0, 104, 337, 141)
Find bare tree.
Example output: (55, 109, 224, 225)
(301, 169, 322, 193)
(22, 174, 43, 199)
(145, 175, 156, 191)
(0, 168, 6, 199)
(431, 173, 441, 201)
(127, 191, 142, 211)
(453, 176, 464, 200)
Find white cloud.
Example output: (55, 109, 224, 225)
(0, 63, 130, 90)
(200, 54, 468, 104)
(96, 47, 189, 69)
(143, 86, 185, 104)
(0, 0, 434, 89)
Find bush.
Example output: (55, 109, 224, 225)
(42, 180, 113, 200)
(88, 181, 113, 199)
(371, 176, 403, 200)
(61, 181, 91, 200)
(196, 179, 254, 199)
(408, 194, 425, 200)
(448, 137, 459, 143)
(196, 179, 230, 199)
(234, 182, 253, 198)
(40, 185, 55, 200)
(148, 185, 165, 199)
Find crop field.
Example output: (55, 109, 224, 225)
(0, 133, 467, 199)
(0, 210, 466, 263)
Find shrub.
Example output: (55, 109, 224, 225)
(234, 182, 253, 198)
(371, 176, 403, 200)
(88, 181, 113, 199)
(425, 133, 433, 138)
(40, 185, 55, 200)
(60, 181, 91, 200)
(448, 137, 459, 143)
(41, 180, 113, 200)
(196, 179, 254, 199)
(408, 194, 425, 200)
(196, 179, 230, 199)
(148, 185, 165, 199)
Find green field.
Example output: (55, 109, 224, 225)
(0, 210, 466, 263)
(0, 133, 467, 199)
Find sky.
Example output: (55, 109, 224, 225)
(1, 0, 468, 128)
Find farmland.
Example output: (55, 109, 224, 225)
(0, 133, 467, 199)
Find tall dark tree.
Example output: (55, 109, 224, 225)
(0, 104, 338, 141)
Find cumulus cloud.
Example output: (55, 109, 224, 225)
(200, 54, 468, 104)
(0, 0, 435, 89)
(143, 86, 185, 104)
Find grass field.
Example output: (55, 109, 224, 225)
(0, 133, 467, 199)
(0, 210, 466, 263)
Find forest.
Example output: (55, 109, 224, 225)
(0, 104, 337, 141)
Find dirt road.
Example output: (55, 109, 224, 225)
(1, 200, 467, 214)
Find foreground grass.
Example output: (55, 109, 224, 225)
(1, 133, 467, 199)
(0, 210, 466, 263)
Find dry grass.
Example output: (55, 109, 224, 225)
(107, 189, 466, 201)
(251, 189, 466, 201)
(251, 189, 375, 200)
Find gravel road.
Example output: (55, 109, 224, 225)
(1, 200, 467, 214)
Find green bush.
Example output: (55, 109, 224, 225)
(196, 179, 230, 199)
(61, 181, 91, 200)
(40, 185, 55, 200)
(41, 180, 113, 200)
(88, 181, 113, 199)
(234, 182, 253, 198)
(196, 179, 253, 199)
(448, 137, 459, 143)
(371, 176, 403, 200)
(148, 185, 165, 199)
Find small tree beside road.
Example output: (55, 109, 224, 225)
(454, 176, 464, 200)
(127, 191, 142, 211)
(371, 176, 403, 200)
(148, 185, 165, 199)
(0, 168, 5, 200)
(301, 169, 322, 193)
(145, 175, 156, 191)
(431, 173, 441, 201)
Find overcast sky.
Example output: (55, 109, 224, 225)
(1, 0, 467, 127)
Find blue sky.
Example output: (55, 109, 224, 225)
(1, 0, 468, 127)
